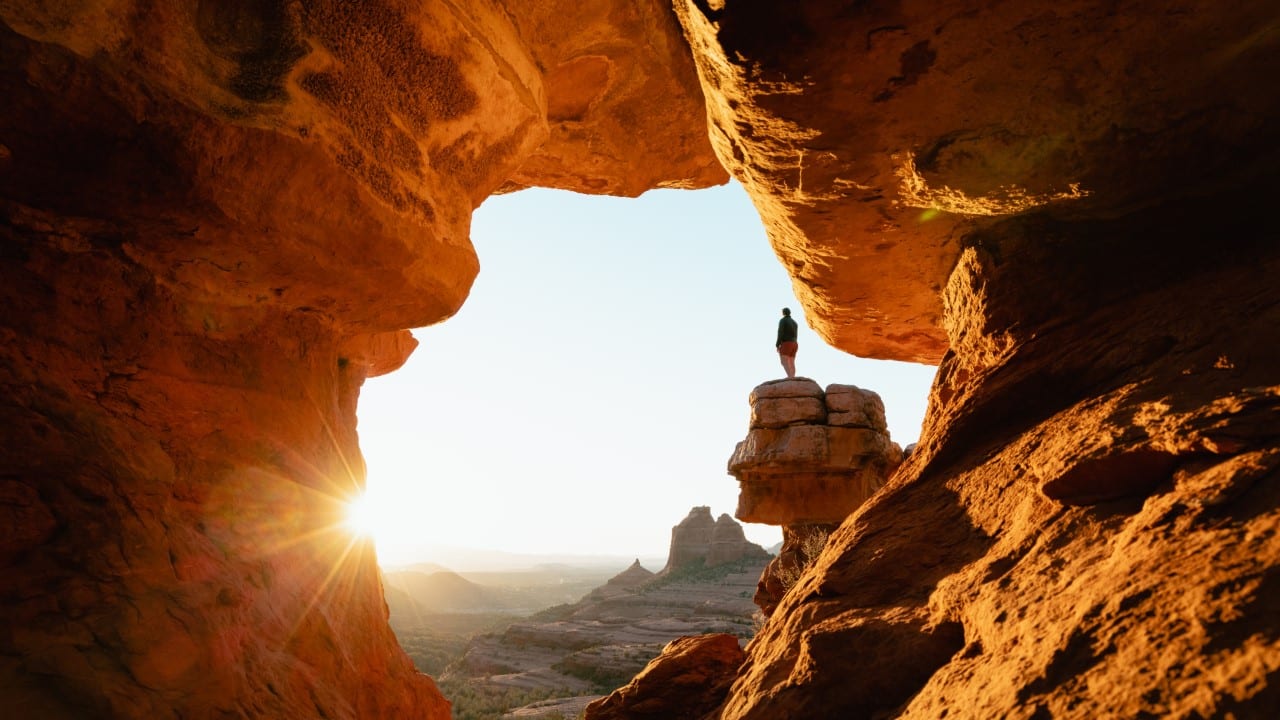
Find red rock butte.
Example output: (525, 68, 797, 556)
(1, 2, 1277, 719)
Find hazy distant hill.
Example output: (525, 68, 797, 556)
(384, 570, 499, 615)
(383, 563, 632, 625)
(382, 547, 665, 574)
(384, 583, 428, 629)
(392, 561, 451, 575)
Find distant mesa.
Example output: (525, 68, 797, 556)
(661, 506, 769, 574)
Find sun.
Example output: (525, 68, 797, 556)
(344, 492, 381, 539)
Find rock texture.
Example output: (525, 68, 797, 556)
(729, 379, 902, 618)
(496, 2, 728, 195)
(724, 227, 1280, 720)
(583, 634, 745, 720)
(443, 553, 765, 700)
(662, 506, 770, 573)
(676, 2, 1280, 718)
(729, 379, 902, 525)
(4, 0, 1280, 718)
(0, 1, 721, 717)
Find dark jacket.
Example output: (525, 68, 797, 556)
(776, 316, 798, 347)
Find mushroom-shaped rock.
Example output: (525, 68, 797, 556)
(729, 381, 902, 525)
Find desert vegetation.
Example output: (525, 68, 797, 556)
(774, 527, 831, 590)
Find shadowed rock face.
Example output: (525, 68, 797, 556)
(674, 0, 1279, 364)
(662, 506, 768, 573)
(3, 1, 1280, 719)
(583, 633, 745, 720)
(0, 2, 720, 717)
(675, 2, 1280, 717)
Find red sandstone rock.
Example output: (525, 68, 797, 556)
(693, 2, 1280, 714)
(729, 381, 902, 525)
(3, 1, 1280, 718)
(583, 633, 745, 720)
(662, 506, 768, 573)
(825, 384, 888, 432)
(725, 226, 1280, 720)
(673, 0, 1279, 364)
(498, 1, 728, 195)
(731, 380, 901, 617)
(0, 1, 722, 717)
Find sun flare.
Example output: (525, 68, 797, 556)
(344, 493, 381, 539)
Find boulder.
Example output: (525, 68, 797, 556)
(824, 384, 888, 432)
(583, 634, 745, 720)
(729, 383, 903, 525)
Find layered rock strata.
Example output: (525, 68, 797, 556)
(729, 379, 902, 526)
(676, 2, 1280, 718)
(729, 378, 903, 617)
(0, 2, 722, 717)
(2, 0, 1279, 718)
(661, 506, 769, 573)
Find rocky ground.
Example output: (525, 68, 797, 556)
(440, 556, 767, 717)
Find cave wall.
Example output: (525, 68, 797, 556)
(720, 190, 1280, 719)
(668, 1, 1280, 717)
(3, 0, 1279, 718)
(0, 1, 721, 717)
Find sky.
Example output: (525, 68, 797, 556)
(354, 181, 938, 567)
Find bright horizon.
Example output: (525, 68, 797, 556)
(354, 181, 937, 567)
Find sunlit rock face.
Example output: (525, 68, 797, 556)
(4, 0, 1280, 718)
(497, 2, 728, 195)
(672, 2, 1280, 718)
(0, 1, 721, 717)
(674, 0, 1278, 365)
(729, 378, 901, 616)
(583, 633, 745, 720)
(730, 378, 901, 525)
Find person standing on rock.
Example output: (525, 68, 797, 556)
(776, 307, 799, 378)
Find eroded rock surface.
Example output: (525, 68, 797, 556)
(689, 2, 1280, 714)
(729, 379, 902, 526)
(662, 506, 769, 573)
(0, 1, 721, 717)
(725, 207, 1280, 720)
(583, 633, 745, 720)
(728, 379, 901, 617)
(674, 0, 1279, 364)
(4, 0, 1280, 718)
(683, 1, 1280, 715)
